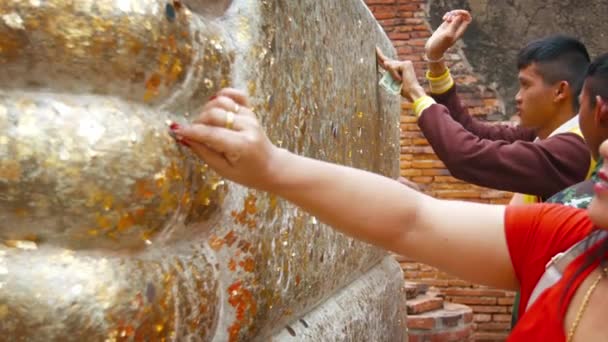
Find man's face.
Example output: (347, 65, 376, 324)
(515, 64, 557, 129)
(578, 82, 600, 160)
(589, 140, 608, 229)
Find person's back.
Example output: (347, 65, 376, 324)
(547, 159, 603, 208)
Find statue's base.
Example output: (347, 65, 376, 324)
(271, 256, 407, 341)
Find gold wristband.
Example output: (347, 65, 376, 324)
(413, 96, 436, 118)
(426, 68, 454, 95)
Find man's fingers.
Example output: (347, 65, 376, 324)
(389, 68, 402, 82)
(445, 11, 454, 22)
(177, 124, 243, 155)
(444, 9, 471, 24)
(452, 11, 472, 37)
(384, 61, 403, 81)
(454, 18, 471, 38)
(399, 61, 421, 92)
(446, 14, 463, 34)
(450, 9, 472, 22)
(445, 13, 471, 40)
(399, 60, 415, 77)
(377, 48, 403, 81)
(436, 20, 450, 31)
(376, 47, 389, 66)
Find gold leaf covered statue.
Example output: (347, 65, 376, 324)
(0, 0, 405, 340)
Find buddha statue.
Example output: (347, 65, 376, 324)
(0, 0, 406, 340)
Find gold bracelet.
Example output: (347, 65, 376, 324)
(425, 69, 454, 95)
(423, 54, 445, 63)
(412, 96, 436, 117)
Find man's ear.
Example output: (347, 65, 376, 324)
(596, 96, 608, 126)
(554, 81, 570, 103)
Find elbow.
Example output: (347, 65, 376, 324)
(387, 193, 424, 255)
(440, 153, 472, 180)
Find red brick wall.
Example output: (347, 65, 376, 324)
(365, 1, 515, 341)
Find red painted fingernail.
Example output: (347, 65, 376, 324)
(210, 95, 218, 100)
(178, 138, 191, 147)
(170, 122, 180, 130)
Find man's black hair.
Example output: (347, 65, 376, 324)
(584, 53, 608, 107)
(517, 35, 590, 110)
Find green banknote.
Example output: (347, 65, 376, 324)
(379, 71, 402, 95)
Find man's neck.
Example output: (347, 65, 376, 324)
(536, 109, 576, 140)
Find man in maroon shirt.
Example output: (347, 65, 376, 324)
(377, 10, 592, 201)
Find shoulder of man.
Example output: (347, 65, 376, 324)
(545, 158, 603, 208)
(546, 181, 594, 208)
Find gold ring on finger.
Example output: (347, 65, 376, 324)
(225, 111, 235, 130)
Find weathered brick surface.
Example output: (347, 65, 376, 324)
(406, 285, 474, 341)
(366, 1, 514, 340)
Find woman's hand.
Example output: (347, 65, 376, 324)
(170, 88, 283, 191)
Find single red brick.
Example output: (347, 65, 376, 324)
(407, 294, 444, 314)
(492, 314, 513, 322)
(412, 160, 445, 169)
(476, 322, 511, 331)
(388, 32, 412, 40)
(433, 176, 460, 182)
(469, 305, 508, 314)
(449, 296, 497, 305)
(447, 279, 472, 287)
(397, 4, 421, 11)
(413, 138, 430, 146)
(442, 288, 508, 298)
(497, 297, 516, 305)
(407, 315, 437, 330)
(401, 169, 422, 177)
(412, 176, 433, 184)
(423, 169, 451, 176)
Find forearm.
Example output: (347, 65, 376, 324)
(418, 110, 591, 197)
(268, 148, 423, 254)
